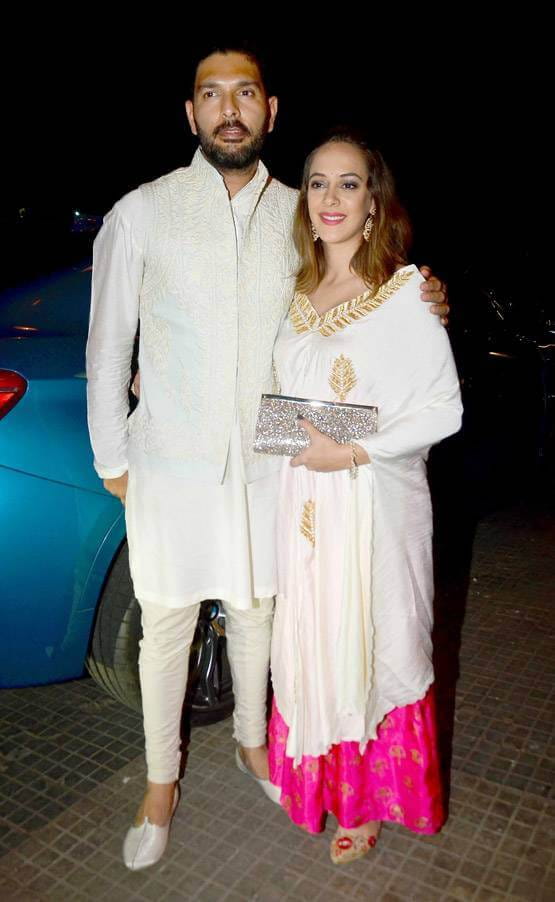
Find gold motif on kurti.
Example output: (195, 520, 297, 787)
(300, 500, 316, 547)
(289, 269, 415, 336)
(329, 354, 357, 401)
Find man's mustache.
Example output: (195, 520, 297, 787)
(214, 121, 250, 137)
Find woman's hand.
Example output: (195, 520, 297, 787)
(291, 419, 369, 472)
(131, 370, 141, 398)
(103, 472, 129, 505)
(419, 265, 450, 326)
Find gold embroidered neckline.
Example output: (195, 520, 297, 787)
(289, 267, 415, 336)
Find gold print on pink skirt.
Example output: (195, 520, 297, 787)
(371, 758, 389, 776)
(389, 802, 405, 821)
(403, 775, 415, 790)
(374, 786, 394, 801)
(306, 760, 319, 780)
(411, 749, 424, 766)
(389, 745, 407, 763)
(326, 778, 335, 791)
(340, 782, 355, 799)
(349, 753, 362, 767)
(294, 792, 303, 807)
(379, 714, 395, 731)
(283, 795, 292, 812)
(415, 816, 429, 829)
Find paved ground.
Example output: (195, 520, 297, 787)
(0, 496, 553, 901)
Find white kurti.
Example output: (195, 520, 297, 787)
(270, 265, 462, 763)
(121, 167, 278, 608)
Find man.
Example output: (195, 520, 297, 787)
(86, 43, 449, 871)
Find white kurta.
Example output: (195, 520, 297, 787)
(122, 167, 279, 607)
(270, 265, 462, 762)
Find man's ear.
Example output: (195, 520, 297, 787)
(185, 100, 197, 136)
(267, 96, 278, 134)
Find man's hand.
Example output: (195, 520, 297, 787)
(419, 265, 450, 326)
(103, 472, 129, 505)
(291, 419, 369, 471)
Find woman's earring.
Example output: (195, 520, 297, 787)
(311, 223, 319, 242)
(363, 213, 375, 242)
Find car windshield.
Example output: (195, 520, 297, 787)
(0, 208, 101, 294)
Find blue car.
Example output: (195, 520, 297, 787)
(0, 255, 233, 724)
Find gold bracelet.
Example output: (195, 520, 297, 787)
(349, 442, 359, 480)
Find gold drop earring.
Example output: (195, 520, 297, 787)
(363, 212, 375, 242)
(311, 223, 319, 242)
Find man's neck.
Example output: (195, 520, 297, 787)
(218, 161, 260, 198)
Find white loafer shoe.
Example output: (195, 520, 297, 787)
(235, 747, 281, 804)
(123, 787, 179, 871)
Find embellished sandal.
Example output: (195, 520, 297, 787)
(330, 824, 380, 865)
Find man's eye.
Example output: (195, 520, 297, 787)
(203, 91, 216, 99)
(239, 89, 255, 96)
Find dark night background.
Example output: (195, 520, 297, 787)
(1, 19, 545, 287)
(2, 19, 551, 507)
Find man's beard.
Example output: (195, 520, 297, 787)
(196, 118, 269, 171)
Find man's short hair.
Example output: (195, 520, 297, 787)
(188, 40, 276, 98)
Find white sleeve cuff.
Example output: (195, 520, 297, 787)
(94, 461, 129, 480)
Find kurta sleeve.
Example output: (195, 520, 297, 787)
(86, 191, 144, 479)
(357, 282, 463, 462)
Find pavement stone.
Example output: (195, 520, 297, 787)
(0, 498, 553, 901)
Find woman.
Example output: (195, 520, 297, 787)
(267, 132, 462, 863)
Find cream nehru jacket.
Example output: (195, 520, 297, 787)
(87, 148, 299, 483)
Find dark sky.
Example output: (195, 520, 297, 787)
(4, 19, 544, 277)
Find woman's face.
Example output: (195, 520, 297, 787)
(307, 142, 375, 246)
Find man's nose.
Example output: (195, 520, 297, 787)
(221, 91, 240, 119)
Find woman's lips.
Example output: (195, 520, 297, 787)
(319, 213, 346, 225)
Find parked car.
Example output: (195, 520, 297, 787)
(444, 257, 554, 511)
(0, 255, 233, 725)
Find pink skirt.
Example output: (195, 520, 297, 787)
(268, 687, 445, 835)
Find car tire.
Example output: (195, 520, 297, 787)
(86, 542, 234, 726)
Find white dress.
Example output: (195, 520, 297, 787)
(270, 265, 462, 763)
(125, 172, 279, 608)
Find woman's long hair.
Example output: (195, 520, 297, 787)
(293, 131, 412, 294)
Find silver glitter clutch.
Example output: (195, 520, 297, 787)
(253, 394, 378, 456)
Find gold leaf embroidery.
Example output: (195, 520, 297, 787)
(329, 354, 357, 401)
(300, 500, 315, 547)
(289, 268, 415, 336)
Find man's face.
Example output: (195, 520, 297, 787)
(185, 52, 278, 171)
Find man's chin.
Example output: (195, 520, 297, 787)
(202, 141, 261, 171)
